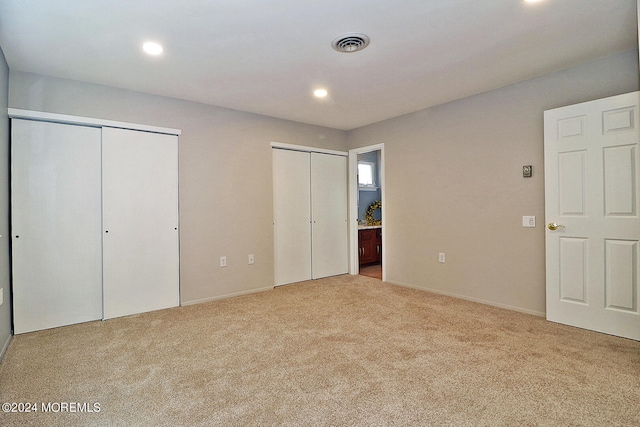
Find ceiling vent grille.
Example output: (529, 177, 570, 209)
(331, 33, 370, 53)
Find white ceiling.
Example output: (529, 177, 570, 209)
(0, 0, 637, 130)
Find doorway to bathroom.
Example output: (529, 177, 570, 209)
(348, 144, 385, 281)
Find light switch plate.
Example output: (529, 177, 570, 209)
(522, 216, 536, 227)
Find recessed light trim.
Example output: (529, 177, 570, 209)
(314, 89, 328, 98)
(143, 41, 164, 56)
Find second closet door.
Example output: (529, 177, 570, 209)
(102, 127, 180, 319)
(273, 149, 312, 286)
(272, 149, 348, 286)
(311, 153, 348, 279)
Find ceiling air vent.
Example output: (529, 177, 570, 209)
(331, 33, 370, 53)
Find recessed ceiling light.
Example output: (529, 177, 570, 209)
(314, 89, 328, 98)
(143, 42, 164, 56)
(523, 0, 545, 3)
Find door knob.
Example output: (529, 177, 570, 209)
(548, 222, 563, 231)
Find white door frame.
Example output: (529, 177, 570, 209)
(348, 144, 385, 280)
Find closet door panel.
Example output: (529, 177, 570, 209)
(102, 127, 179, 319)
(11, 119, 103, 333)
(273, 149, 312, 285)
(311, 153, 348, 279)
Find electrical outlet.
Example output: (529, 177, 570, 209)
(248, 254, 254, 265)
(439, 253, 445, 263)
(220, 256, 227, 267)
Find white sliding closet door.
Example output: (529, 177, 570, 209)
(272, 148, 348, 286)
(273, 149, 312, 286)
(11, 119, 103, 334)
(311, 153, 348, 279)
(102, 127, 179, 319)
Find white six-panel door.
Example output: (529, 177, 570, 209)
(102, 127, 180, 319)
(544, 91, 640, 341)
(11, 120, 103, 334)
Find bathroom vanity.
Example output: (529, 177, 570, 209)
(358, 226, 382, 266)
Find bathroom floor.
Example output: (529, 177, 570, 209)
(359, 264, 382, 280)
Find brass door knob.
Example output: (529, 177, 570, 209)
(548, 222, 563, 231)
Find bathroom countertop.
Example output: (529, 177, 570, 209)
(358, 225, 382, 230)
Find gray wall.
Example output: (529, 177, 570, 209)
(8, 71, 348, 304)
(347, 50, 640, 315)
(0, 47, 10, 357)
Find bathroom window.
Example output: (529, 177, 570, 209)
(358, 161, 377, 190)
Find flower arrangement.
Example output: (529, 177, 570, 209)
(365, 200, 382, 226)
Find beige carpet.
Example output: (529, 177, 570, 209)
(1, 274, 638, 426)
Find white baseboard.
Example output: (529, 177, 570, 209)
(0, 333, 11, 362)
(181, 286, 274, 306)
(181, 280, 545, 318)
(386, 279, 546, 318)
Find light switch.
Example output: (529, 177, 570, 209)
(522, 216, 536, 227)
